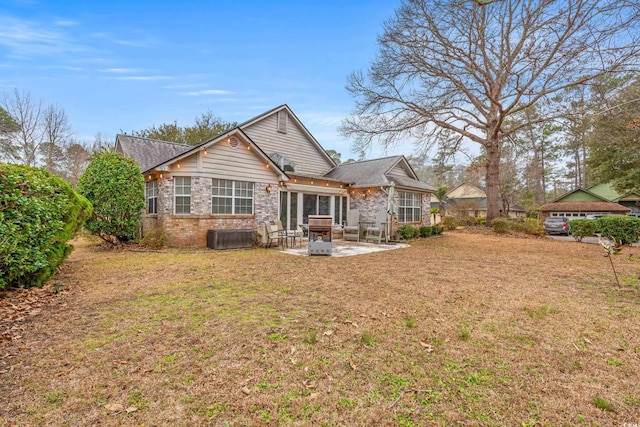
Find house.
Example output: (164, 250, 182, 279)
(430, 182, 526, 223)
(537, 183, 636, 221)
(116, 105, 435, 247)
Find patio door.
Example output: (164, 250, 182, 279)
(302, 194, 331, 224)
(279, 191, 299, 229)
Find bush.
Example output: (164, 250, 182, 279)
(511, 218, 545, 236)
(77, 151, 145, 244)
(441, 216, 459, 230)
(398, 225, 419, 239)
(597, 216, 640, 245)
(0, 163, 92, 289)
(458, 216, 479, 227)
(491, 218, 511, 234)
(432, 226, 443, 235)
(139, 227, 166, 249)
(419, 226, 433, 237)
(569, 219, 598, 242)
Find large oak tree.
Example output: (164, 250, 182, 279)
(341, 0, 640, 221)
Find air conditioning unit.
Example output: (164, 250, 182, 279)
(207, 229, 254, 250)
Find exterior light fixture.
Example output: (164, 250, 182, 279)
(203, 149, 208, 156)
(177, 163, 180, 168)
(265, 184, 272, 193)
(310, 180, 314, 185)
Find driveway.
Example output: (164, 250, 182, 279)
(547, 234, 639, 247)
(547, 234, 599, 244)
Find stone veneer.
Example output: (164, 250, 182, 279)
(142, 175, 278, 247)
(348, 188, 431, 240)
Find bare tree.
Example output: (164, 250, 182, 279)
(341, 0, 640, 222)
(41, 103, 71, 174)
(2, 89, 45, 166)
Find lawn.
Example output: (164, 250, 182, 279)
(1, 232, 639, 426)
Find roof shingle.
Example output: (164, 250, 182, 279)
(116, 134, 192, 173)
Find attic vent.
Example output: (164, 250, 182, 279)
(228, 136, 239, 149)
(268, 152, 296, 172)
(277, 110, 287, 134)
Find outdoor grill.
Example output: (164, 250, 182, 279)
(307, 215, 333, 256)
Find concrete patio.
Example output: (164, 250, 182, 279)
(278, 239, 410, 257)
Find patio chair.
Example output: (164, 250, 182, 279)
(343, 209, 361, 242)
(274, 219, 303, 248)
(261, 221, 284, 248)
(365, 210, 388, 244)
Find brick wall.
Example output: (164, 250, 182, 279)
(141, 175, 278, 247)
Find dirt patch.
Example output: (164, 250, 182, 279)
(1, 232, 639, 426)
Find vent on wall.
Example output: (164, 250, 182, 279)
(228, 136, 239, 149)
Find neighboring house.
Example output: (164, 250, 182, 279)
(116, 105, 435, 247)
(430, 182, 526, 223)
(537, 182, 636, 221)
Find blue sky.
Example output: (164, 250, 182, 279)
(0, 0, 409, 160)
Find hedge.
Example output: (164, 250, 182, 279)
(0, 163, 92, 289)
(597, 216, 640, 245)
(568, 219, 598, 242)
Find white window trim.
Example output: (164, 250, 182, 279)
(146, 180, 158, 214)
(174, 176, 191, 215)
(212, 179, 254, 215)
(398, 191, 422, 223)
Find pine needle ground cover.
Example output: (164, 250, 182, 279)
(1, 233, 639, 426)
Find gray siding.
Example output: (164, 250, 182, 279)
(243, 112, 333, 175)
(387, 163, 411, 180)
(173, 142, 276, 182)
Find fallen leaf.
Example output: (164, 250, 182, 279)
(349, 361, 358, 370)
(308, 392, 320, 399)
(323, 330, 334, 336)
(241, 386, 251, 395)
(419, 341, 434, 352)
(105, 403, 124, 412)
(125, 406, 138, 413)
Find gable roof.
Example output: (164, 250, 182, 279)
(550, 187, 610, 203)
(238, 104, 337, 168)
(586, 183, 620, 201)
(115, 134, 192, 173)
(324, 156, 435, 192)
(446, 181, 486, 199)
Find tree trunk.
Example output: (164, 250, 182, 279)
(485, 139, 501, 223)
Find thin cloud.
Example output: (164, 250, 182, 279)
(113, 75, 172, 81)
(0, 16, 84, 56)
(100, 68, 145, 74)
(185, 89, 234, 96)
(54, 19, 77, 27)
(90, 31, 159, 48)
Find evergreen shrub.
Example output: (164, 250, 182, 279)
(77, 151, 145, 243)
(0, 163, 92, 289)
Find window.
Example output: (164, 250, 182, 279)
(212, 179, 254, 215)
(174, 177, 191, 214)
(277, 110, 287, 134)
(398, 191, 422, 223)
(146, 180, 158, 214)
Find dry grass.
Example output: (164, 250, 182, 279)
(1, 232, 640, 426)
